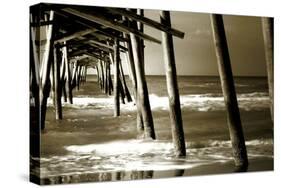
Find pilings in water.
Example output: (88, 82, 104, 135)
(113, 38, 121, 117)
(160, 11, 186, 157)
(63, 44, 73, 104)
(30, 10, 55, 130)
(107, 63, 113, 95)
(130, 28, 156, 139)
(261, 17, 274, 121)
(210, 14, 248, 168)
(60, 51, 67, 103)
(99, 58, 105, 91)
(123, 27, 144, 132)
(53, 46, 63, 120)
(119, 60, 133, 103)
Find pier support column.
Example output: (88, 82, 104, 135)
(53, 46, 63, 119)
(160, 11, 186, 157)
(114, 38, 120, 117)
(76, 65, 82, 91)
(261, 17, 274, 121)
(124, 33, 144, 132)
(123, 12, 144, 132)
(130, 33, 156, 140)
(99, 59, 105, 91)
(107, 62, 112, 95)
(119, 59, 132, 102)
(71, 61, 79, 90)
(63, 44, 73, 104)
(38, 10, 55, 130)
(59, 51, 67, 103)
(105, 62, 109, 94)
(210, 14, 248, 168)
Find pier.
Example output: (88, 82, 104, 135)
(30, 3, 274, 181)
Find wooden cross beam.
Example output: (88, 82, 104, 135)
(106, 8, 185, 39)
(87, 42, 113, 53)
(54, 28, 96, 44)
(61, 8, 161, 44)
(67, 41, 111, 57)
(55, 9, 129, 42)
(88, 39, 128, 52)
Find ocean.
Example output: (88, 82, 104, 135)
(36, 75, 273, 184)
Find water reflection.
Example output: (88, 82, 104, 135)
(39, 170, 156, 185)
(174, 169, 185, 176)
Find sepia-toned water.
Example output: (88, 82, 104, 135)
(35, 75, 273, 184)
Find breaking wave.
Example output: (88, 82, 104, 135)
(48, 92, 269, 112)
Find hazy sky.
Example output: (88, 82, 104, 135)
(90, 10, 268, 76)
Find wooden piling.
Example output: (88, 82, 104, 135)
(130, 32, 156, 139)
(76, 65, 82, 90)
(137, 9, 145, 67)
(119, 75, 126, 104)
(99, 59, 105, 90)
(107, 62, 112, 95)
(114, 38, 120, 117)
(160, 11, 186, 157)
(40, 10, 55, 130)
(30, 33, 40, 135)
(119, 60, 133, 102)
(210, 14, 248, 167)
(123, 14, 144, 132)
(96, 64, 102, 89)
(261, 17, 274, 121)
(63, 44, 73, 104)
(59, 50, 67, 103)
(104, 62, 109, 94)
(53, 46, 63, 119)
(50, 56, 56, 106)
(62, 83, 67, 102)
(71, 61, 79, 89)
(124, 33, 144, 132)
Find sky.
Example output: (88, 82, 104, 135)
(89, 10, 268, 76)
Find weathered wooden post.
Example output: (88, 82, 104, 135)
(59, 50, 67, 102)
(119, 75, 126, 104)
(137, 9, 145, 67)
(104, 61, 109, 94)
(210, 14, 248, 168)
(261, 17, 274, 121)
(39, 10, 55, 130)
(71, 61, 79, 89)
(123, 13, 144, 132)
(63, 44, 73, 104)
(53, 45, 63, 119)
(50, 55, 55, 106)
(114, 38, 121, 116)
(76, 65, 82, 90)
(160, 11, 186, 157)
(62, 83, 67, 102)
(99, 59, 105, 90)
(119, 60, 133, 102)
(130, 32, 156, 139)
(96, 64, 102, 89)
(79, 65, 83, 85)
(124, 34, 144, 132)
(107, 62, 112, 95)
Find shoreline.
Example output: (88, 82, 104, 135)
(36, 157, 273, 185)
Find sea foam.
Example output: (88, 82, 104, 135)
(48, 92, 270, 112)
